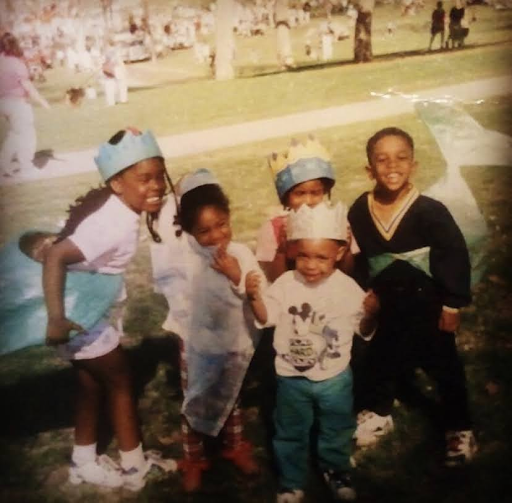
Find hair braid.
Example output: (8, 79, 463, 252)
(56, 186, 112, 242)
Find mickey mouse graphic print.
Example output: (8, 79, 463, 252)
(258, 269, 368, 381)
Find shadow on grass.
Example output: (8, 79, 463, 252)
(236, 40, 510, 80)
(1, 329, 511, 501)
(0, 334, 181, 441)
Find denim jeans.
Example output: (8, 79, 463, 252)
(273, 369, 355, 489)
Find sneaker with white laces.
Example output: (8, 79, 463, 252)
(69, 454, 123, 488)
(323, 470, 357, 501)
(276, 488, 305, 503)
(445, 430, 478, 467)
(354, 410, 394, 447)
(122, 458, 153, 491)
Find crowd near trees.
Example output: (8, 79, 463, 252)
(0, 0, 479, 83)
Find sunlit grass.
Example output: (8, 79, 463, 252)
(0, 3, 511, 501)
(1, 5, 508, 153)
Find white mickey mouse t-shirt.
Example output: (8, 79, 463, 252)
(259, 269, 367, 381)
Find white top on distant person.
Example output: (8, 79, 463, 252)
(102, 39, 128, 107)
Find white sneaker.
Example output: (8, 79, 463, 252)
(445, 430, 478, 467)
(354, 410, 394, 447)
(276, 488, 305, 503)
(122, 458, 153, 491)
(69, 454, 123, 488)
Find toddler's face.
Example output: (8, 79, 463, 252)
(191, 206, 232, 248)
(110, 157, 167, 214)
(286, 179, 326, 210)
(368, 135, 416, 196)
(295, 238, 344, 284)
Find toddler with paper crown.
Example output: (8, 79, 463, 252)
(348, 127, 476, 467)
(256, 136, 354, 282)
(4, 128, 178, 490)
(156, 168, 265, 493)
(246, 202, 379, 503)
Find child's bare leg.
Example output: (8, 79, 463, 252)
(69, 360, 125, 488)
(73, 365, 101, 446)
(76, 347, 140, 451)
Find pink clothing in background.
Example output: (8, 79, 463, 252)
(255, 215, 284, 262)
(0, 55, 29, 99)
(256, 214, 358, 262)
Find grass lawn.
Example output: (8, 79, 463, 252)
(0, 84, 511, 501)
(2, 4, 509, 153)
(1, 2, 511, 502)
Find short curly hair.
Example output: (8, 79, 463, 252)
(366, 127, 414, 164)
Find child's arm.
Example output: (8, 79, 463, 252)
(259, 251, 287, 283)
(438, 307, 461, 333)
(21, 78, 50, 109)
(258, 218, 288, 283)
(427, 200, 472, 333)
(337, 249, 354, 276)
(337, 226, 358, 276)
(245, 271, 268, 324)
(358, 289, 380, 339)
(43, 238, 86, 345)
(257, 215, 288, 282)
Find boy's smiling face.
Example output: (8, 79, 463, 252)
(367, 135, 417, 196)
(295, 238, 345, 284)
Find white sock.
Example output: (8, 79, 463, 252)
(72, 443, 96, 467)
(119, 443, 145, 471)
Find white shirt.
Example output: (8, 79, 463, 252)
(260, 269, 367, 381)
(186, 236, 262, 351)
(68, 194, 140, 274)
(57, 194, 140, 360)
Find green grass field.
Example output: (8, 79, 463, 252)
(1, 3, 512, 503)
(2, 4, 509, 152)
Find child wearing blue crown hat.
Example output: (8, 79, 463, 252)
(0, 128, 178, 490)
(256, 136, 356, 283)
(155, 168, 266, 492)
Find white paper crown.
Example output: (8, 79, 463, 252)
(95, 129, 162, 181)
(176, 168, 219, 197)
(287, 202, 348, 241)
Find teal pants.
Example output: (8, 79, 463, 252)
(273, 369, 355, 490)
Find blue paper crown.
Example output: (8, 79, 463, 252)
(94, 129, 163, 181)
(178, 168, 219, 197)
(275, 157, 335, 199)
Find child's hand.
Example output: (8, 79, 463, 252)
(46, 317, 84, 346)
(438, 309, 460, 333)
(211, 244, 241, 285)
(246, 271, 262, 301)
(363, 289, 380, 317)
